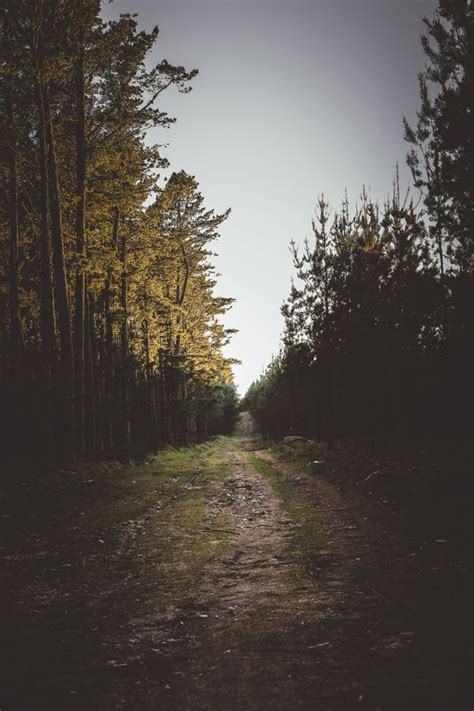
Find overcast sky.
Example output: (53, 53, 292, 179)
(103, 0, 437, 395)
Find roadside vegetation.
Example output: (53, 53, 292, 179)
(1, 438, 234, 652)
(242, 3, 473, 461)
(270, 439, 326, 473)
(0, 1, 239, 473)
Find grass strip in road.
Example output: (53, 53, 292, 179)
(244, 451, 327, 576)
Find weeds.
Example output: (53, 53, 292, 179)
(270, 439, 326, 472)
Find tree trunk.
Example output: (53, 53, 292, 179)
(326, 356, 334, 451)
(84, 293, 96, 455)
(143, 318, 158, 446)
(103, 277, 114, 449)
(44, 84, 75, 460)
(74, 47, 87, 457)
(89, 294, 102, 451)
(158, 347, 169, 445)
(5, 79, 21, 377)
(36, 78, 57, 382)
(103, 208, 120, 448)
(119, 225, 131, 447)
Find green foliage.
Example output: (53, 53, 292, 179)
(0, 1, 235, 466)
(270, 439, 326, 472)
(242, 344, 314, 439)
(245, 2, 473, 448)
(246, 178, 471, 445)
(403, 0, 474, 274)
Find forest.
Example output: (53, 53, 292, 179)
(242, 1, 473, 455)
(244, 2, 474, 456)
(0, 0, 238, 470)
(0, 1, 472, 710)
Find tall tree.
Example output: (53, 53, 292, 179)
(0, 2, 236, 469)
(404, 0, 474, 274)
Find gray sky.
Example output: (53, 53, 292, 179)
(103, 0, 437, 395)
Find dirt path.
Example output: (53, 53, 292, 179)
(166, 445, 311, 709)
(0, 434, 470, 710)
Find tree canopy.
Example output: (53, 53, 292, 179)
(243, 0, 473, 449)
(0, 0, 238, 465)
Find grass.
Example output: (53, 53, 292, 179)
(80, 439, 228, 531)
(231, 415, 246, 439)
(244, 450, 327, 573)
(270, 438, 327, 473)
(6, 432, 328, 605)
(142, 438, 233, 572)
(238, 434, 266, 452)
(9, 438, 235, 604)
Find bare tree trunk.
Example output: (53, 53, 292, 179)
(434, 153, 445, 278)
(103, 278, 114, 449)
(143, 318, 158, 446)
(326, 356, 334, 451)
(119, 225, 131, 447)
(103, 208, 120, 448)
(74, 46, 87, 457)
(84, 293, 96, 455)
(44, 84, 75, 460)
(90, 294, 102, 451)
(5, 80, 21, 377)
(158, 347, 169, 445)
(36, 78, 57, 382)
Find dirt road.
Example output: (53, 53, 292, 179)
(0, 431, 470, 710)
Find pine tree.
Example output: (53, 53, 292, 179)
(0, 2, 236, 468)
(403, 0, 474, 274)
